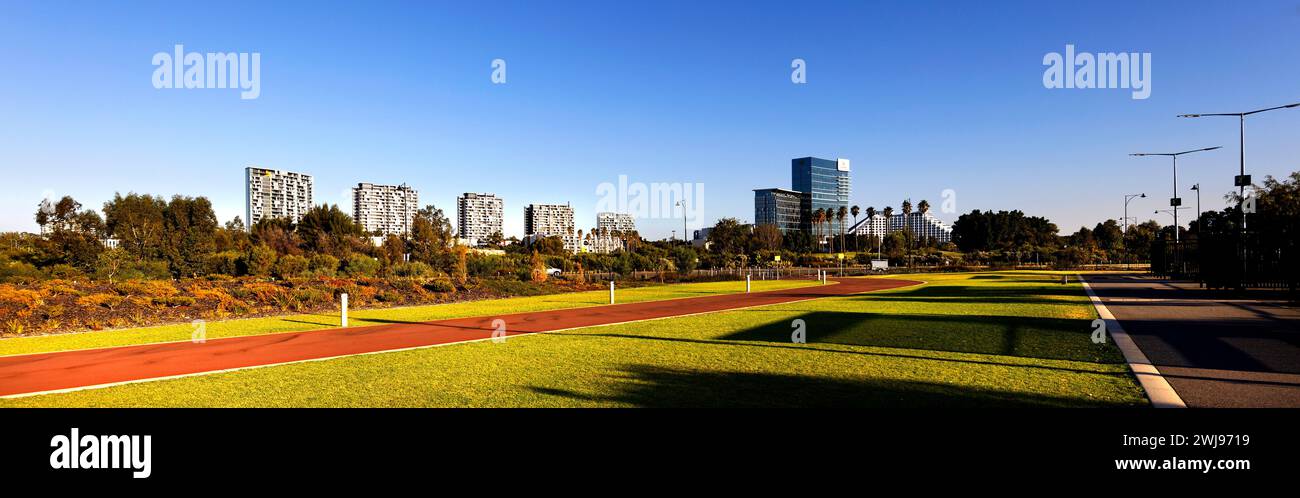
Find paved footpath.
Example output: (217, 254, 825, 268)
(1083, 274, 1300, 408)
(0, 277, 920, 398)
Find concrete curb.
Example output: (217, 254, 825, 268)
(1079, 275, 1186, 408)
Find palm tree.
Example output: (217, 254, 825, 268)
(850, 205, 860, 252)
(813, 208, 826, 252)
(865, 206, 877, 259)
(882, 206, 894, 261)
(835, 206, 847, 255)
(918, 200, 931, 250)
(808, 208, 818, 252)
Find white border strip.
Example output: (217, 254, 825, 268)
(1079, 275, 1186, 408)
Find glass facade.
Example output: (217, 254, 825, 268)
(753, 188, 806, 234)
(791, 157, 851, 233)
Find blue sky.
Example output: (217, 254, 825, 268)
(1, 0, 1298, 238)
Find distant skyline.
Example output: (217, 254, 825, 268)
(2, 0, 1298, 239)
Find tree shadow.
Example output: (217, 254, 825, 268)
(560, 331, 1131, 376)
(720, 311, 1121, 364)
(529, 364, 1135, 408)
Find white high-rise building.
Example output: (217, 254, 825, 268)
(245, 167, 313, 229)
(892, 211, 952, 243)
(595, 212, 636, 235)
(457, 193, 503, 246)
(524, 203, 574, 237)
(352, 183, 419, 235)
(849, 211, 952, 244)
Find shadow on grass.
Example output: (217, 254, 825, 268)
(529, 364, 1133, 408)
(721, 311, 1121, 364)
(867, 282, 1084, 298)
(560, 331, 1129, 376)
(846, 280, 1091, 306)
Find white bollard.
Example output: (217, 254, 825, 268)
(340, 293, 348, 327)
(609, 280, 615, 304)
(746, 274, 751, 293)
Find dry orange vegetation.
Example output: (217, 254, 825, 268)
(0, 276, 609, 337)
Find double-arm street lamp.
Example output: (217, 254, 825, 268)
(1178, 102, 1300, 203)
(1123, 193, 1145, 232)
(1130, 147, 1221, 243)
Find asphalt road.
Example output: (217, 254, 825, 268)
(1084, 274, 1300, 408)
(0, 277, 921, 398)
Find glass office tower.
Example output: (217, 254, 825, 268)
(791, 157, 851, 234)
(753, 188, 807, 234)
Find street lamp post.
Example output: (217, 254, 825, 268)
(1123, 193, 1146, 233)
(1179, 102, 1300, 208)
(1130, 147, 1221, 243)
(1180, 102, 1299, 288)
(675, 200, 688, 246)
(1190, 184, 1201, 232)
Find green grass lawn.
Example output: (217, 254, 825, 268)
(0, 279, 815, 356)
(0, 272, 1147, 407)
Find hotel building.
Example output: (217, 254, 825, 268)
(849, 210, 952, 244)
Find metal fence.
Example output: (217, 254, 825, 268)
(1154, 234, 1297, 292)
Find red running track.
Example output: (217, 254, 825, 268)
(0, 277, 920, 397)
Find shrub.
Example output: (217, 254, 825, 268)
(342, 254, 380, 278)
(46, 264, 85, 280)
(0, 285, 44, 317)
(292, 287, 333, 308)
(40, 280, 81, 297)
(238, 282, 286, 303)
(392, 261, 434, 278)
(2, 319, 24, 336)
(274, 254, 310, 279)
(452, 245, 469, 286)
(114, 280, 179, 298)
(119, 260, 173, 281)
(41, 304, 66, 319)
(206, 250, 243, 277)
(423, 277, 455, 293)
(308, 254, 339, 277)
(191, 287, 246, 313)
(271, 291, 299, 311)
(244, 245, 277, 276)
(376, 290, 402, 303)
(530, 251, 547, 283)
(466, 253, 509, 277)
(0, 260, 43, 284)
(77, 293, 124, 311)
(156, 296, 196, 307)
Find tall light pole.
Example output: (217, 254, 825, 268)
(1180, 102, 1298, 288)
(1178, 102, 1300, 207)
(1130, 147, 1221, 243)
(1123, 193, 1146, 232)
(675, 200, 688, 246)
